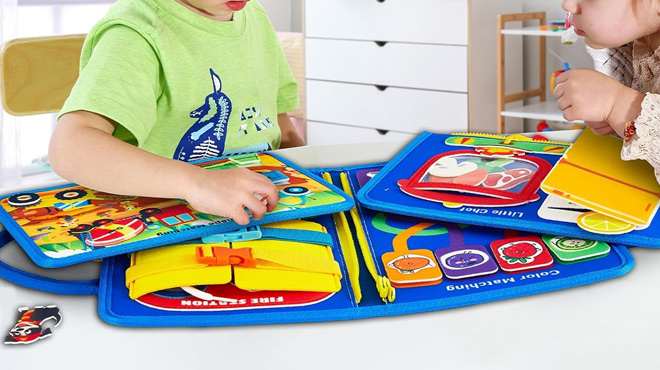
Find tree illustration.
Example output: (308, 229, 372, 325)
(190, 137, 220, 161)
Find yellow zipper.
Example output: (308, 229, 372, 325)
(322, 172, 363, 304)
(338, 172, 395, 303)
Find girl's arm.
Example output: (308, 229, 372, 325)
(49, 110, 279, 224)
(621, 94, 660, 184)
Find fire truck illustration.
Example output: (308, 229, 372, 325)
(68, 208, 160, 248)
(67, 204, 197, 248)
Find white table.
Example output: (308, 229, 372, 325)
(2, 133, 660, 370)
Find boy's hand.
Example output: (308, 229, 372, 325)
(554, 69, 643, 137)
(183, 167, 279, 225)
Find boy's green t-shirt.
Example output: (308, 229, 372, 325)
(60, 0, 298, 161)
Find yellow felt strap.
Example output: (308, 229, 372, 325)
(323, 172, 363, 304)
(128, 238, 342, 288)
(125, 255, 205, 287)
(339, 172, 396, 303)
(126, 219, 343, 298)
(251, 248, 341, 275)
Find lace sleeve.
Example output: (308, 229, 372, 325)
(621, 93, 660, 184)
(585, 43, 633, 87)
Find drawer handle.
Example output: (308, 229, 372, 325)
(375, 85, 389, 91)
(376, 129, 389, 135)
(374, 41, 388, 47)
(377, 0, 386, 3)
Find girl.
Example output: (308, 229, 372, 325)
(554, 0, 660, 183)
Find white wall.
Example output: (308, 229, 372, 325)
(259, 0, 301, 32)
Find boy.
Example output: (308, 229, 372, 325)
(49, 0, 305, 225)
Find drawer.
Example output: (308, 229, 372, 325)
(306, 120, 416, 146)
(305, 0, 467, 45)
(306, 80, 467, 134)
(305, 39, 467, 92)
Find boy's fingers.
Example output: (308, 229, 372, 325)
(230, 208, 251, 225)
(254, 182, 280, 212)
(220, 199, 251, 225)
(265, 198, 278, 212)
(243, 195, 268, 221)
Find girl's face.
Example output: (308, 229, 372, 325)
(175, 0, 250, 21)
(562, 0, 660, 48)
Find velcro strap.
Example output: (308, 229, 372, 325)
(125, 255, 204, 288)
(251, 248, 341, 276)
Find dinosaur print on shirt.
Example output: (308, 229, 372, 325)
(174, 69, 232, 162)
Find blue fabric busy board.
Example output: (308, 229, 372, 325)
(357, 132, 660, 249)
(0, 164, 632, 327)
(95, 164, 633, 326)
(0, 161, 637, 327)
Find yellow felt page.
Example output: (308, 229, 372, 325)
(233, 240, 342, 293)
(541, 130, 660, 226)
(127, 243, 232, 299)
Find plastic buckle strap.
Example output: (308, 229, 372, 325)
(201, 225, 262, 244)
(259, 227, 333, 246)
(196, 246, 257, 268)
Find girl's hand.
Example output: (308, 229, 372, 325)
(553, 69, 643, 137)
(183, 167, 279, 225)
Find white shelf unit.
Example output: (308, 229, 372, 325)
(497, 12, 576, 134)
(500, 26, 565, 37)
(304, 0, 523, 145)
(500, 101, 567, 122)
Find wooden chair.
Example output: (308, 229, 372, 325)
(0, 34, 85, 116)
(0, 33, 305, 137)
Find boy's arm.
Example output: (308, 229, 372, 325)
(49, 110, 279, 224)
(278, 113, 305, 148)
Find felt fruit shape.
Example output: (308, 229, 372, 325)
(576, 211, 635, 235)
(554, 238, 596, 250)
(445, 251, 485, 268)
(500, 242, 540, 264)
(393, 256, 432, 273)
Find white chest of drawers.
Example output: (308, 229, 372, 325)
(304, 0, 523, 145)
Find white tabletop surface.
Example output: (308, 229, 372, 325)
(2, 131, 660, 370)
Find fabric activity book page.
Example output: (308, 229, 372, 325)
(356, 131, 660, 248)
(0, 153, 354, 268)
(541, 129, 660, 233)
(83, 164, 633, 327)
